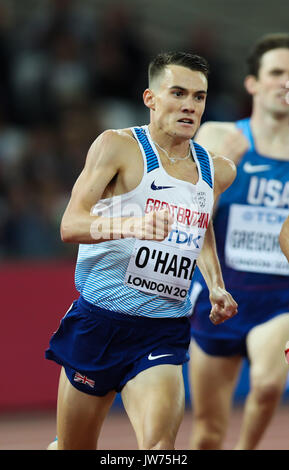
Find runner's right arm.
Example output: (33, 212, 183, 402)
(60, 130, 173, 244)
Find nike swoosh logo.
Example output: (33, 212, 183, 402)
(243, 162, 271, 173)
(148, 353, 174, 360)
(151, 180, 175, 191)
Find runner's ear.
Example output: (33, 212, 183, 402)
(143, 89, 155, 111)
(244, 75, 258, 96)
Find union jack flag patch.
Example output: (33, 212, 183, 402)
(74, 372, 95, 389)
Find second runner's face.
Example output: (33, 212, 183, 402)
(254, 48, 289, 115)
(147, 65, 208, 140)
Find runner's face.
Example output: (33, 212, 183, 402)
(254, 48, 289, 115)
(150, 65, 208, 139)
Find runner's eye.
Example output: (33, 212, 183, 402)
(172, 91, 184, 97)
(195, 94, 206, 101)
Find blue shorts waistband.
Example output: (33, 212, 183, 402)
(78, 295, 188, 325)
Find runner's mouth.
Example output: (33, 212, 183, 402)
(177, 118, 194, 125)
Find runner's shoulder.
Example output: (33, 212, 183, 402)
(87, 128, 138, 168)
(196, 121, 237, 141)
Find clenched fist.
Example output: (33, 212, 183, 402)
(128, 209, 174, 240)
(209, 286, 238, 325)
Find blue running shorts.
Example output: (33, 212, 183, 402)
(190, 283, 289, 357)
(46, 296, 190, 396)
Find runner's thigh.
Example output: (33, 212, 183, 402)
(247, 313, 289, 384)
(57, 368, 116, 449)
(190, 341, 242, 418)
(121, 364, 185, 448)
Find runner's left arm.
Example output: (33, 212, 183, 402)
(196, 155, 238, 325)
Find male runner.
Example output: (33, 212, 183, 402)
(45, 51, 237, 450)
(189, 33, 289, 450)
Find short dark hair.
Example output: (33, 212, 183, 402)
(148, 51, 210, 87)
(247, 33, 289, 77)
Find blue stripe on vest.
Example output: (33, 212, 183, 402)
(134, 127, 159, 173)
(193, 141, 213, 188)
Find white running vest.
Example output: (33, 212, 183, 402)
(75, 126, 214, 318)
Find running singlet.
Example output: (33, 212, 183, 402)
(193, 117, 289, 293)
(74, 126, 214, 318)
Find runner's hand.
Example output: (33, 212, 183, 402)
(209, 286, 238, 325)
(132, 210, 174, 240)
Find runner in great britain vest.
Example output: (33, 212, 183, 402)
(75, 125, 214, 318)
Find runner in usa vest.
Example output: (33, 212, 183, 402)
(191, 117, 289, 293)
(188, 34, 289, 451)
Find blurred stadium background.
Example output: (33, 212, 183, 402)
(0, 0, 288, 449)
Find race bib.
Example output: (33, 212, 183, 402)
(225, 204, 289, 276)
(124, 232, 201, 300)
